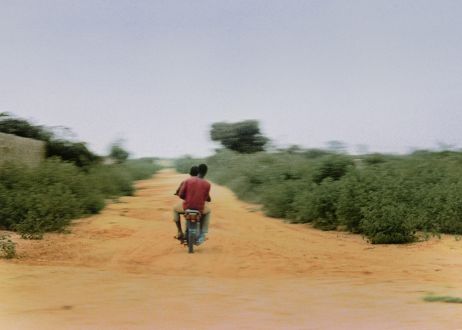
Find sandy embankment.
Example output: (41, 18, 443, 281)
(1, 169, 461, 329)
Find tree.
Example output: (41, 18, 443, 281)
(210, 120, 268, 153)
(0, 113, 52, 141)
(109, 142, 129, 163)
(326, 140, 347, 154)
(47, 140, 100, 168)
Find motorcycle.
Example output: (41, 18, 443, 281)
(182, 209, 202, 253)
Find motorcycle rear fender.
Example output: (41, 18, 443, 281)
(184, 209, 201, 222)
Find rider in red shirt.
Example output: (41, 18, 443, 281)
(179, 176, 211, 212)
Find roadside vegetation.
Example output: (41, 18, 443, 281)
(424, 295, 462, 304)
(175, 120, 462, 244)
(0, 234, 16, 259)
(0, 114, 161, 239)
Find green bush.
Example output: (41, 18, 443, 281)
(124, 159, 162, 180)
(175, 156, 204, 174)
(419, 179, 462, 234)
(30, 158, 105, 214)
(46, 140, 100, 168)
(89, 165, 134, 197)
(360, 206, 416, 244)
(207, 150, 241, 185)
(312, 155, 353, 184)
(363, 153, 389, 165)
(289, 179, 340, 230)
(0, 158, 161, 238)
(262, 181, 303, 218)
(310, 179, 341, 230)
(336, 170, 364, 232)
(194, 149, 462, 244)
(0, 234, 16, 258)
(424, 295, 462, 303)
(360, 192, 417, 244)
(14, 183, 81, 238)
(0, 114, 162, 238)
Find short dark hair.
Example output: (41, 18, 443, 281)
(198, 163, 208, 177)
(189, 166, 199, 176)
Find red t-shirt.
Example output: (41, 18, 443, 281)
(179, 177, 211, 212)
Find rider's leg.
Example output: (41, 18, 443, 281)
(173, 202, 185, 238)
(200, 213, 210, 234)
(198, 204, 211, 243)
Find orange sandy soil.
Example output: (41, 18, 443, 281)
(1, 169, 462, 329)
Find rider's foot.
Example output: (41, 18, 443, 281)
(174, 232, 184, 240)
(196, 234, 206, 245)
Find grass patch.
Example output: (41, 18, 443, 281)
(423, 295, 462, 304)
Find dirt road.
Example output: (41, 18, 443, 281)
(1, 169, 462, 329)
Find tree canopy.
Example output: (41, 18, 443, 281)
(210, 120, 268, 153)
(109, 142, 130, 163)
(0, 113, 52, 141)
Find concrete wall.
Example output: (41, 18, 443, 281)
(0, 132, 45, 167)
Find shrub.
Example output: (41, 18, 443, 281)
(261, 181, 303, 218)
(182, 148, 462, 243)
(424, 295, 462, 303)
(421, 180, 462, 234)
(0, 234, 16, 258)
(46, 140, 100, 168)
(124, 159, 162, 180)
(175, 155, 204, 174)
(288, 182, 318, 222)
(0, 158, 160, 238)
(360, 203, 417, 244)
(363, 153, 388, 165)
(89, 165, 134, 197)
(336, 170, 364, 233)
(30, 158, 105, 214)
(14, 183, 81, 239)
(356, 165, 419, 243)
(311, 179, 341, 230)
(289, 179, 340, 230)
(312, 155, 353, 184)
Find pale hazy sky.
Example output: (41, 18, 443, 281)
(1, 0, 461, 157)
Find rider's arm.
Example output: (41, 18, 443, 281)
(174, 181, 184, 196)
(179, 180, 187, 200)
(206, 185, 211, 202)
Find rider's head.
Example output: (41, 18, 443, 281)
(189, 166, 199, 176)
(198, 164, 208, 177)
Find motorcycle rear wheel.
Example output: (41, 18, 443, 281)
(188, 230, 195, 253)
(187, 221, 198, 254)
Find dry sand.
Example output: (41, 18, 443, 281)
(1, 169, 461, 329)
